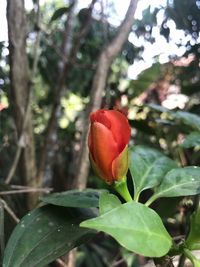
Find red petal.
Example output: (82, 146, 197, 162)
(90, 110, 111, 129)
(90, 122, 118, 182)
(104, 110, 131, 152)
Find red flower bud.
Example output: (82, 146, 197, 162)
(88, 109, 131, 184)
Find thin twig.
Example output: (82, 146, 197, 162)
(0, 198, 20, 223)
(56, 258, 68, 267)
(0, 188, 52, 195)
(10, 184, 51, 189)
(0, 200, 5, 256)
(111, 258, 126, 267)
(177, 254, 186, 267)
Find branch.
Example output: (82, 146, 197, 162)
(0, 198, 20, 223)
(74, 0, 139, 189)
(36, 0, 96, 182)
(0, 187, 52, 195)
(0, 200, 5, 256)
(5, 0, 41, 185)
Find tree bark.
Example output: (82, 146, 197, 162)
(74, 0, 139, 189)
(7, 0, 37, 208)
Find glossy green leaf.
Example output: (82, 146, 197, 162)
(41, 189, 104, 208)
(129, 145, 177, 197)
(99, 192, 121, 215)
(81, 201, 172, 257)
(152, 167, 200, 199)
(181, 132, 200, 148)
(3, 205, 95, 267)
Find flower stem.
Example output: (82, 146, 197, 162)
(113, 177, 132, 202)
(183, 249, 200, 267)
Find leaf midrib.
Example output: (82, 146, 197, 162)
(84, 223, 170, 243)
(137, 156, 164, 192)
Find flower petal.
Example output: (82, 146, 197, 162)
(104, 110, 131, 152)
(90, 121, 118, 182)
(90, 109, 111, 129)
(112, 145, 129, 180)
(89, 154, 111, 184)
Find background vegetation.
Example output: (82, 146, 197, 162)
(0, 0, 200, 266)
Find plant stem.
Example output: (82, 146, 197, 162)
(145, 194, 158, 207)
(113, 177, 132, 202)
(133, 191, 140, 202)
(183, 249, 200, 267)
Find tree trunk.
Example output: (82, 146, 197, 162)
(74, 0, 139, 189)
(7, 0, 37, 209)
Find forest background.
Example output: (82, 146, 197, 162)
(0, 0, 200, 266)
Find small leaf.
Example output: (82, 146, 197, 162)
(99, 192, 121, 215)
(153, 167, 200, 199)
(186, 207, 200, 250)
(41, 189, 103, 208)
(181, 132, 200, 148)
(50, 7, 70, 22)
(129, 145, 177, 197)
(3, 205, 95, 267)
(81, 201, 172, 257)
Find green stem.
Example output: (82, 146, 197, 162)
(184, 249, 200, 267)
(133, 191, 140, 202)
(113, 177, 132, 202)
(145, 194, 158, 207)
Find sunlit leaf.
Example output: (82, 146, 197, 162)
(99, 192, 121, 215)
(81, 201, 172, 257)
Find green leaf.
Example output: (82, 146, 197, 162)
(50, 7, 70, 22)
(99, 192, 121, 215)
(129, 146, 177, 198)
(41, 189, 103, 208)
(173, 111, 200, 132)
(3, 205, 95, 267)
(181, 132, 200, 148)
(81, 201, 172, 257)
(152, 167, 200, 200)
(186, 207, 200, 250)
(148, 105, 200, 132)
